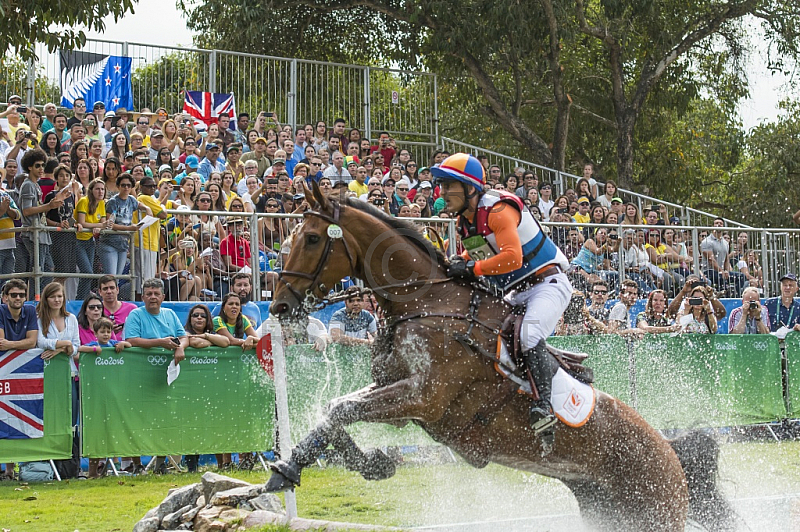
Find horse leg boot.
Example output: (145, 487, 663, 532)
(524, 339, 561, 446)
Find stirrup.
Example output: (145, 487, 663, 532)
(530, 402, 557, 434)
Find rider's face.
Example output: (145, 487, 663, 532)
(439, 180, 467, 213)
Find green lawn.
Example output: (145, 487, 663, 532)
(0, 441, 798, 531)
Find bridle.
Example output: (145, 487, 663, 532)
(277, 202, 357, 313)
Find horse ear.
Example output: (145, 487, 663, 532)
(311, 179, 331, 212)
(301, 181, 316, 208)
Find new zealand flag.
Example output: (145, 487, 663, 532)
(0, 349, 45, 439)
(59, 50, 133, 111)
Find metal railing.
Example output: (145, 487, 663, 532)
(3, 40, 439, 149)
(441, 137, 749, 230)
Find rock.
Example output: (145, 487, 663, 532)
(193, 506, 223, 532)
(162, 504, 193, 529)
(181, 506, 200, 523)
(201, 471, 252, 503)
(195, 520, 226, 532)
(209, 485, 264, 506)
(219, 508, 251, 527)
(248, 493, 284, 514)
(132, 516, 159, 532)
(196, 495, 206, 507)
(242, 510, 289, 529)
(153, 483, 202, 521)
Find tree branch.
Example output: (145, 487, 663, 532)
(572, 103, 616, 128)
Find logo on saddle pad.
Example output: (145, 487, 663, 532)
(563, 388, 584, 417)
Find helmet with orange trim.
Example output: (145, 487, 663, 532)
(430, 153, 486, 190)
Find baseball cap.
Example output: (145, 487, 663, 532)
(206, 142, 220, 150)
(105, 111, 117, 118)
(124, 151, 135, 159)
(577, 196, 590, 205)
(332, 179, 348, 188)
(185, 155, 199, 168)
(381, 176, 396, 185)
(254, 137, 268, 145)
(419, 181, 432, 189)
(151, 130, 164, 138)
(418, 166, 430, 174)
(293, 193, 305, 201)
(158, 177, 177, 186)
(669, 216, 681, 225)
(8, 94, 22, 103)
(176, 205, 190, 212)
(272, 158, 286, 165)
(611, 197, 623, 204)
(93, 101, 105, 110)
(780, 273, 797, 282)
(158, 164, 173, 175)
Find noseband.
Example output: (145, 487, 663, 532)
(277, 202, 357, 313)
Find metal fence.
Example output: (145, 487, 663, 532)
(5, 40, 438, 151)
(8, 213, 800, 302)
(441, 137, 749, 230)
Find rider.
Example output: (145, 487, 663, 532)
(431, 153, 572, 437)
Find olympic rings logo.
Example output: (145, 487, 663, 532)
(753, 341, 768, 351)
(241, 354, 258, 365)
(147, 355, 168, 366)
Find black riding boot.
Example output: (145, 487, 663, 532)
(523, 340, 561, 435)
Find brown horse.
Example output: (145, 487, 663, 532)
(267, 183, 734, 532)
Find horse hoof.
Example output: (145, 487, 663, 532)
(265, 460, 301, 492)
(360, 449, 396, 481)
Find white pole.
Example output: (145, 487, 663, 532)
(266, 317, 298, 518)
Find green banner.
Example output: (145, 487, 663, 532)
(80, 348, 275, 458)
(782, 332, 800, 417)
(633, 334, 785, 428)
(0, 354, 73, 463)
(286, 344, 433, 447)
(548, 334, 632, 404)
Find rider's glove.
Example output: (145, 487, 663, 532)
(446, 256, 477, 280)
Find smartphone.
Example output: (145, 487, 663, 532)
(690, 280, 703, 289)
(170, 337, 181, 345)
(374, 198, 385, 206)
(17, 106, 27, 113)
(265, 112, 274, 118)
(688, 297, 703, 306)
(749, 301, 759, 310)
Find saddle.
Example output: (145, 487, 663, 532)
(500, 306, 595, 387)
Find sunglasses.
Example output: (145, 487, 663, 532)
(592, 290, 608, 295)
(266, 204, 280, 208)
(197, 198, 211, 203)
(141, 183, 156, 188)
(6, 292, 26, 299)
(396, 187, 409, 191)
(87, 304, 103, 310)
(32, 162, 45, 169)
(138, 121, 148, 125)
(119, 183, 133, 188)
(191, 312, 206, 318)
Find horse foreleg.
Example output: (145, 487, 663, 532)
(266, 418, 396, 493)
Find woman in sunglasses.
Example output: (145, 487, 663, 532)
(194, 191, 225, 241)
(259, 198, 288, 257)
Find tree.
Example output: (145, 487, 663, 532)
(0, 0, 137, 61)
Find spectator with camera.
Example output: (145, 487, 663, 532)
(587, 281, 611, 324)
(728, 287, 770, 334)
(667, 276, 726, 322)
(764, 273, 800, 332)
(676, 284, 717, 334)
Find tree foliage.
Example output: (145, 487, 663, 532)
(0, 0, 137, 61)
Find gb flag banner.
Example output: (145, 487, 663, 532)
(0, 349, 44, 439)
(183, 91, 236, 131)
(59, 50, 133, 111)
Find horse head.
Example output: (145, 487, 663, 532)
(271, 180, 448, 318)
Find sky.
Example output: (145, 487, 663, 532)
(76, 2, 796, 132)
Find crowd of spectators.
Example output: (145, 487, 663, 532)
(0, 96, 769, 305)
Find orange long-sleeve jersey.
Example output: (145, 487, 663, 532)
(460, 203, 523, 277)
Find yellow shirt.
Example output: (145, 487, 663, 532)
(73, 196, 106, 241)
(348, 180, 369, 197)
(134, 194, 164, 251)
(224, 191, 240, 210)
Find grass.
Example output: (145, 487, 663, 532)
(0, 441, 797, 531)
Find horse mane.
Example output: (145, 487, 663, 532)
(340, 196, 448, 269)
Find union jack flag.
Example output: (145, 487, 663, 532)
(182, 90, 237, 131)
(0, 349, 45, 439)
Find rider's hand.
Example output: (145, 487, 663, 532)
(446, 256, 476, 280)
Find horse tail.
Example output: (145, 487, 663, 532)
(668, 431, 737, 531)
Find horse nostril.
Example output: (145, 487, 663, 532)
(272, 302, 289, 315)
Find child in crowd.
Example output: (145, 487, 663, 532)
(80, 317, 131, 354)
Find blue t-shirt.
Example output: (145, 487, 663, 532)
(85, 340, 120, 348)
(329, 308, 377, 340)
(211, 301, 262, 331)
(124, 307, 186, 340)
(0, 303, 38, 342)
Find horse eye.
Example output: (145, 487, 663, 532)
(307, 234, 320, 245)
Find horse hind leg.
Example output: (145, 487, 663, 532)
(669, 431, 738, 532)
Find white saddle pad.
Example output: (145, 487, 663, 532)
(550, 367, 595, 428)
